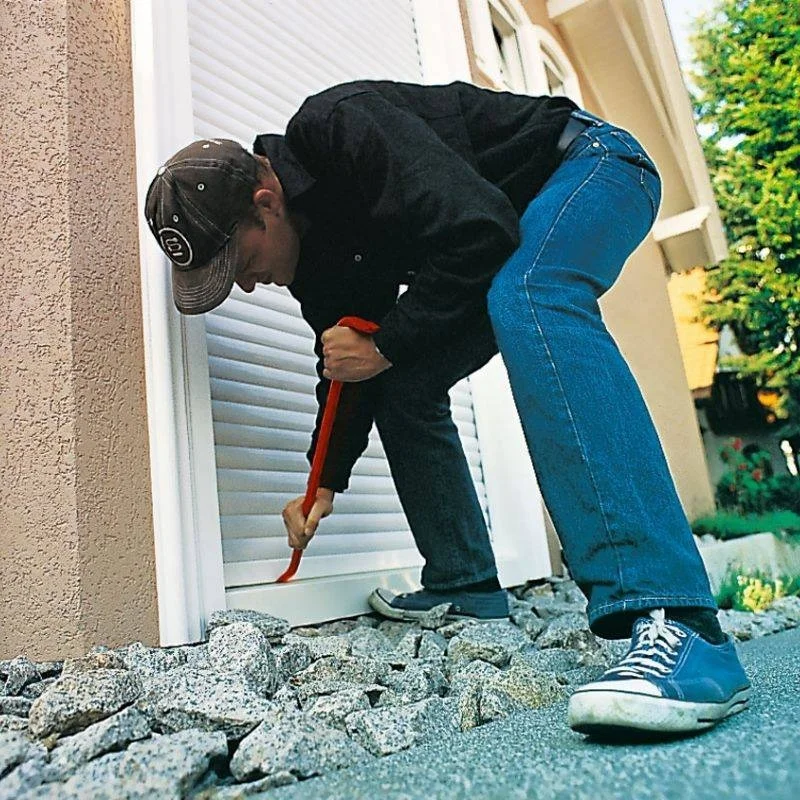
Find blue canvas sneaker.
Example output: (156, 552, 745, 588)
(568, 608, 751, 735)
(368, 587, 510, 622)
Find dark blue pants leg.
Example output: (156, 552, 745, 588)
(486, 111, 717, 638)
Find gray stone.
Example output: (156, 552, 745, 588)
(28, 669, 141, 739)
(192, 772, 298, 798)
(478, 665, 567, 723)
(770, 595, 800, 625)
(289, 656, 390, 689)
(0, 732, 47, 780)
(529, 596, 587, 620)
(345, 697, 457, 757)
(32, 729, 228, 799)
(417, 631, 447, 660)
(180, 644, 211, 671)
(61, 652, 127, 676)
(230, 717, 372, 781)
(437, 619, 479, 639)
(206, 609, 290, 644)
(21, 680, 57, 700)
(35, 664, 62, 679)
(447, 659, 502, 696)
(117, 643, 186, 676)
(312, 619, 363, 637)
(521, 582, 555, 601)
(379, 663, 447, 705)
(0, 752, 50, 798)
(305, 688, 371, 730)
(510, 610, 547, 640)
(719, 609, 757, 641)
(2, 658, 41, 697)
(447, 622, 529, 667)
(0, 697, 32, 717)
(0, 716, 29, 733)
(535, 613, 597, 650)
(509, 647, 581, 675)
(270, 684, 300, 714)
(275, 642, 313, 680)
(282, 634, 351, 660)
(376, 620, 420, 645)
(295, 681, 390, 708)
(552, 581, 587, 607)
(45, 707, 152, 781)
(393, 629, 422, 659)
(418, 603, 451, 630)
(207, 622, 280, 697)
(134, 667, 274, 741)
(451, 677, 482, 732)
(346, 627, 395, 658)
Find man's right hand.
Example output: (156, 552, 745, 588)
(282, 488, 335, 550)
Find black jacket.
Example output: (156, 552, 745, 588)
(253, 79, 579, 492)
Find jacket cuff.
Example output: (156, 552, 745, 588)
(372, 326, 416, 369)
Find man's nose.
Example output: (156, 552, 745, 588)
(236, 277, 255, 293)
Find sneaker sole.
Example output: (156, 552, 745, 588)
(567, 686, 751, 735)
(367, 589, 508, 623)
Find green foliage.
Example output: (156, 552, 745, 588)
(687, 0, 800, 430)
(715, 566, 800, 612)
(712, 437, 800, 514)
(692, 511, 800, 541)
(692, 509, 800, 541)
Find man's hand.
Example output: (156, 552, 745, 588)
(321, 327, 393, 382)
(282, 488, 335, 550)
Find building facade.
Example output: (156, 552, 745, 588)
(2, 0, 725, 659)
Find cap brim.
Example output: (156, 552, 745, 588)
(171, 233, 241, 315)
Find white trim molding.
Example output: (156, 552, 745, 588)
(546, 0, 729, 271)
(411, 0, 472, 82)
(652, 206, 711, 243)
(465, 0, 584, 104)
(130, 0, 226, 646)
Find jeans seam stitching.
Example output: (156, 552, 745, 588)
(589, 596, 716, 616)
(521, 152, 628, 598)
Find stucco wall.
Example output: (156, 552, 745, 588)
(1, 0, 159, 659)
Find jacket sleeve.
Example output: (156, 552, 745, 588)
(300, 299, 382, 494)
(287, 90, 521, 368)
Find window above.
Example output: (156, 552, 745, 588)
(464, 0, 584, 104)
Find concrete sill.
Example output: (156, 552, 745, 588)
(698, 532, 800, 594)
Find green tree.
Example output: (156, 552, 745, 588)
(687, 0, 800, 436)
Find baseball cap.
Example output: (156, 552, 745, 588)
(144, 138, 259, 314)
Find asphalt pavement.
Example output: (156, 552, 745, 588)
(262, 627, 800, 800)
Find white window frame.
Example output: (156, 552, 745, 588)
(130, 0, 558, 645)
(131, 0, 226, 646)
(465, 0, 585, 104)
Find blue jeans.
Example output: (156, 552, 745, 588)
(373, 108, 717, 639)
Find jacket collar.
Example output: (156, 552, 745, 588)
(251, 133, 317, 206)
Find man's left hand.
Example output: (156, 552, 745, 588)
(321, 326, 393, 382)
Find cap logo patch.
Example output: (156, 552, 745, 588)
(158, 227, 193, 267)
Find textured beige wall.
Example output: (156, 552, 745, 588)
(1, 0, 159, 660)
(457, 0, 715, 528)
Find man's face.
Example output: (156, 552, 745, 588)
(234, 182, 301, 292)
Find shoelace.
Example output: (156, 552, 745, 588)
(605, 608, 687, 679)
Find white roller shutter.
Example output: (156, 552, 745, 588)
(186, 0, 494, 598)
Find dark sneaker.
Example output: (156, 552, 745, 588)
(368, 587, 510, 622)
(568, 608, 751, 736)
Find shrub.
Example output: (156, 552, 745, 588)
(691, 509, 800, 541)
(714, 437, 800, 514)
